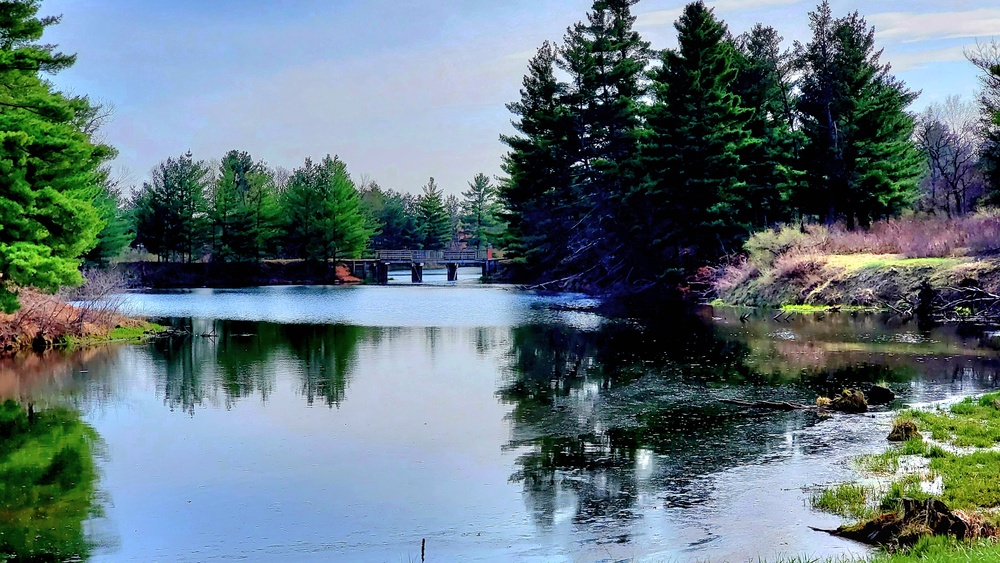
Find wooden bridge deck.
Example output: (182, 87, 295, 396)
(342, 250, 498, 283)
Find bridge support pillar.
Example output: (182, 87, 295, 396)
(481, 261, 490, 279)
(376, 262, 389, 285)
(410, 263, 423, 283)
(446, 263, 458, 282)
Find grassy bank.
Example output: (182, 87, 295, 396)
(807, 391, 1000, 561)
(714, 213, 1000, 311)
(0, 287, 159, 353)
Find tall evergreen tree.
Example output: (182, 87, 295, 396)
(0, 1, 111, 311)
(557, 0, 650, 282)
(415, 178, 452, 250)
(460, 173, 503, 251)
(131, 153, 210, 263)
(732, 24, 803, 226)
(500, 42, 575, 279)
(637, 2, 754, 279)
(84, 181, 133, 267)
(967, 41, 1000, 204)
(795, 2, 921, 227)
(281, 155, 371, 262)
(211, 150, 279, 263)
(360, 184, 421, 249)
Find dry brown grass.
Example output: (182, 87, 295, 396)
(0, 287, 138, 353)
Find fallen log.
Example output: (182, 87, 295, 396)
(719, 399, 815, 411)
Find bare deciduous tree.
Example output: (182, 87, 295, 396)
(914, 96, 984, 215)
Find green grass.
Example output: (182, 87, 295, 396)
(868, 535, 1000, 562)
(62, 322, 165, 348)
(928, 451, 1000, 509)
(899, 392, 1000, 448)
(811, 483, 876, 520)
(855, 449, 901, 474)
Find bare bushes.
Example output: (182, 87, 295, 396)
(713, 212, 1000, 307)
(59, 268, 134, 327)
(0, 269, 137, 352)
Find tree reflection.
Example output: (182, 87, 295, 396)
(150, 319, 368, 412)
(499, 309, 930, 534)
(282, 324, 364, 407)
(0, 400, 105, 561)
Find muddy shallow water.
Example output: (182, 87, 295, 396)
(10, 285, 1000, 561)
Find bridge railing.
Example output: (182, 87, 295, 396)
(373, 249, 491, 262)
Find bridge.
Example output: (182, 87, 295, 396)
(342, 250, 499, 284)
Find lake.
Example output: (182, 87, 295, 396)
(6, 280, 1000, 562)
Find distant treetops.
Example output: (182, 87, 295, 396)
(128, 151, 505, 265)
(500, 0, 933, 290)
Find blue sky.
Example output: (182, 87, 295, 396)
(41, 0, 998, 196)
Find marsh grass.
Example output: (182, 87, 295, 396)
(900, 392, 1000, 448)
(811, 483, 877, 520)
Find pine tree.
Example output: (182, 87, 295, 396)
(795, 2, 921, 227)
(415, 178, 452, 250)
(460, 173, 503, 251)
(211, 150, 279, 263)
(360, 184, 421, 249)
(281, 155, 371, 262)
(557, 0, 650, 282)
(84, 182, 133, 267)
(499, 42, 575, 279)
(967, 41, 1000, 204)
(732, 24, 803, 226)
(0, 1, 112, 311)
(130, 153, 210, 262)
(637, 1, 754, 278)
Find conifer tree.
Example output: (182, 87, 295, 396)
(460, 173, 503, 251)
(796, 2, 921, 227)
(637, 1, 754, 278)
(500, 42, 575, 278)
(732, 24, 803, 226)
(557, 0, 650, 281)
(281, 155, 371, 262)
(0, 1, 112, 311)
(211, 150, 279, 263)
(131, 153, 210, 263)
(415, 178, 452, 250)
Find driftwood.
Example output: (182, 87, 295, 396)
(811, 498, 995, 547)
(719, 398, 815, 411)
(721, 389, 869, 414)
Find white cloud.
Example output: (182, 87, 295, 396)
(885, 44, 970, 72)
(636, 0, 803, 28)
(870, 9, 1000, 43)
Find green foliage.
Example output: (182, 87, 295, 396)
(360, 183, 421, 249)
(745, 225, 812, 269)
(0, 2, 111, 312)
(210, 150, 280, 263)
(795, 2, 922, 227)
(500, 0, 649, 285)
(130, 152, 211, 263)
(869, 536, 1000, 563)
(901, 392, 1000, 448)
(635, 1, 756, 278)
(460, 173, 503, 251)
(85, 181, 133, 267)
(414, 177, 452, 250)
(281, 155, 372, 262)
(929, 451, 1000, 509)
(0, 401, 100, 561)
(810, 482, 874, 519)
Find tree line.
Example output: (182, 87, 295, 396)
(125, 153, 504, 264)
(499, 0, 1000, 291)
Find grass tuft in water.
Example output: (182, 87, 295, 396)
(811, 483, 875, 520)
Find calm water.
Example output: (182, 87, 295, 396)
(8, 283, 1000, 562)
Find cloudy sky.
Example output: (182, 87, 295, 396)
(41, 0, 998, 196)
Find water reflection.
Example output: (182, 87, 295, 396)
(6, 298, 1000, 560)
(0, 400, 106, 561)
(498, 309, 1000, 555)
